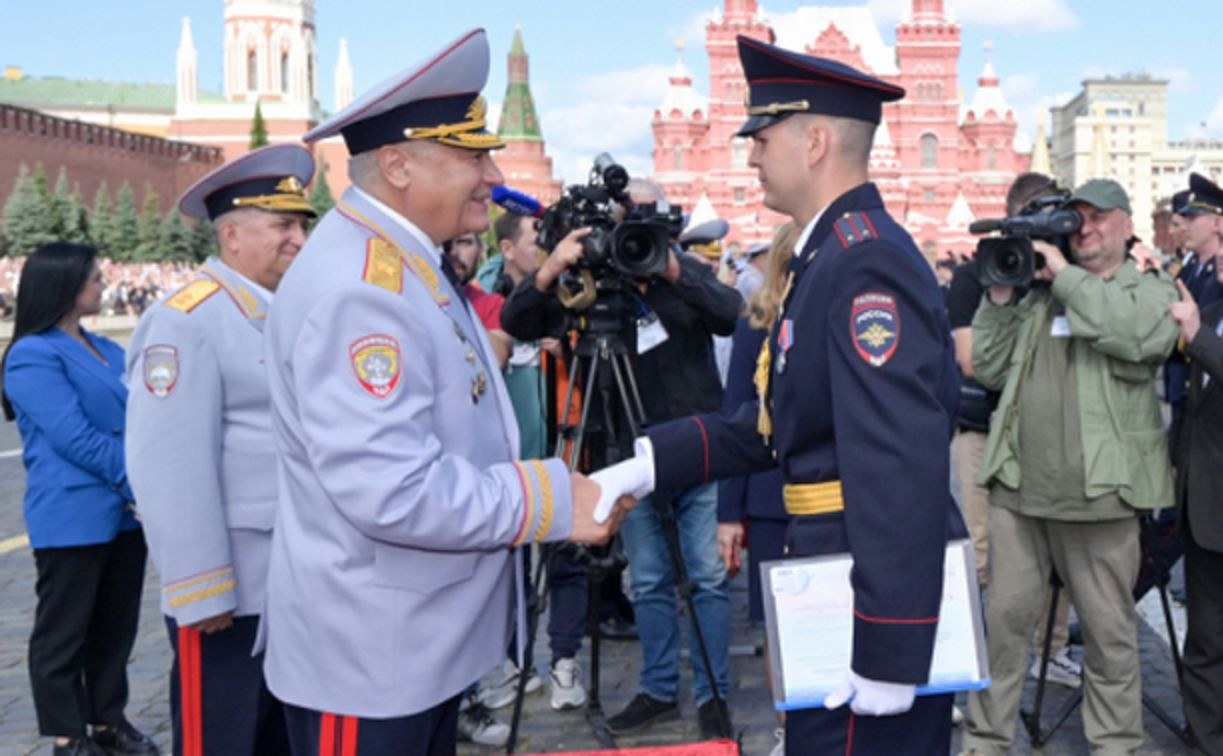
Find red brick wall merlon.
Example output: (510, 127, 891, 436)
(0, 104, 223, 212)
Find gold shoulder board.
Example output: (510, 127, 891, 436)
(362, 237, 404, 294)
(163, 279, 220, 313)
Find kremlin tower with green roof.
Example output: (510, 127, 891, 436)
(492, 25, 561, 203)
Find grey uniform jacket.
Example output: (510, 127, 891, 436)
(260, 186, 574, 718)
(126, 259, 277, 625)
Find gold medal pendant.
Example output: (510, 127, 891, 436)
(471, 370, 488, 403)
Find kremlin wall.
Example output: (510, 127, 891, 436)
(0, 0, 1068, 261)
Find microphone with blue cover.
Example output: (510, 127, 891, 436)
(491, 186, 544, 218)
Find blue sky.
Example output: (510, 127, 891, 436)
(3, 1, 1221, 183)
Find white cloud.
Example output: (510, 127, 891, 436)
(868, 0, 1076, 31)
(1153, 67, 1192, 93)
(573, 65, 673, 107)
(865, 0, 908, 24)
(670, 7, 717, 51)
(1186, 94, 1223, 139)
(998, 73, 1073, 150)
(540, 63, 675, 184)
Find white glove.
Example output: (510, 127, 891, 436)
(588, 438, 656, 524)
(823, 670, 916, 717)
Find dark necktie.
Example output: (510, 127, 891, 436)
(440, 255, 468, 305)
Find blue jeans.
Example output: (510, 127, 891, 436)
(620, 482, 730, 704)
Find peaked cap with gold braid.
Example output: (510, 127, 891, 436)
(1178, 173, 1223, 217)
(303, 28, 504, 155)
(178, 143, 317, 221)
(735, 34, 905, 137)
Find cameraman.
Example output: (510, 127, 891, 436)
(961, 179, 1179, 755)
(949, 173, 1081, 690)
(501, 178, 742, 738)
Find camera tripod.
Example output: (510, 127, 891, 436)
(1020, 516, 1193, 748)
(505, 322, 731, 750)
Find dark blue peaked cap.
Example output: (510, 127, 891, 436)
(1172, 189, 1191, 215)
(736, 35, 904, 136)
(1181, 173, 1223, 216)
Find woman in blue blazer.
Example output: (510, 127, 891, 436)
(1, 243, 157, 756)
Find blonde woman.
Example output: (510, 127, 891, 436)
(715, 222, 798, 755)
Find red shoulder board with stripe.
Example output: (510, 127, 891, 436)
(832, 211, 879, 250)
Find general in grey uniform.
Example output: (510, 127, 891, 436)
(126, 144, 316, 756)
(259, 29, 624, 754)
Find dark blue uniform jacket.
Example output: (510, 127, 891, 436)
(647, 182, 965, 684)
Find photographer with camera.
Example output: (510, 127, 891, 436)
(949, 173, 1082, 691)
(961, 179, 1179, 755)
(501, 176, 742, 739)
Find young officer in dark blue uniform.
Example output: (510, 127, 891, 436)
(592, 35, 964, 755)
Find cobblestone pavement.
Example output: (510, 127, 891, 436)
(0, 416, 1195, 754)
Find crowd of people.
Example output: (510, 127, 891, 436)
(0, 257, 197, 320)
(3, 24, 1223, 756)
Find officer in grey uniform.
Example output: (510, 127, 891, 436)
(259, 29, 627, 754)
(125, 144, 317, 755)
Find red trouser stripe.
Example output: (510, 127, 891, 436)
(341, 716, 359, 756)
(845, 712, 856, 755)
(178, 626, 203, 756)
(319, 713, 336, 756)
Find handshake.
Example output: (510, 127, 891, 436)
(565, 439, 656, 544)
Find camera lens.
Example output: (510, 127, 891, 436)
(612, 222, 669, 277)
(618, 229, 652, 265)
(976, 237, 1035, 288)
(997, 248, 1022, 277)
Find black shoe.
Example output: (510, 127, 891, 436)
(53, 738, 107, 756)
(91, 722, 159, 755)
(697, 697, 733, 739)
(606, 693, 679, 735)
(598, 615, 639, 641)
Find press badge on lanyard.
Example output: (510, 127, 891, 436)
(1050, 315, 1071, 338)
(637, 311, 669, 354)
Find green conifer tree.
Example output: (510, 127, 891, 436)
(189, 218, 217, 263)
(134, 184, 163, 261)
(2, 162, 57, 257)
(161, 210, 195, 262)
(49, 167, 71, 237)
(49, 172, 90, 244)
(91, 181, 116, 257)
(309, 158, 335, 220)
(250, 101, 269, 149)
(110, 182, 140, 261)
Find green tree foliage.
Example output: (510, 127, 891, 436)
(110, 182, 140, 261)
(250, 101, 269, 149)
(49, 172, 91, 245)
(161, 210, 195, 263)
(309, 158, 335, 220)
(189, 217, 217, 263)
(92, 181, 117, 258)
(2, 162, 57, 257)
(134, 184, 163, 261)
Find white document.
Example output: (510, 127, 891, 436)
(762, 539, 989, 711)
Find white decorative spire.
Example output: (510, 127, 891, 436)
(945, 192, 975, 229)
(176, 17, 198, 107)
(334, 38, 354, 111)
(1029, 110, 1051, 174)
(969, 40, 1010, 120)
(689, 193, 719, 226)
(658, 37, 707, 120)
